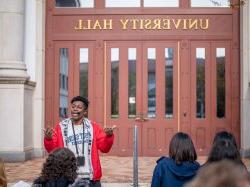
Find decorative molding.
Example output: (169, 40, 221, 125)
(0, 79, 36, 87)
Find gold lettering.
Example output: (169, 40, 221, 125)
(74, 19, 83, 30)
(172, 19, 182, 29)
(139, 19, 144, 30)
(162, 19, 171, 30)
(183, 19, 187, 30)
(131, 19, 139, 30)
(82, 20, 92, 30)
(189, 19, 198, 30)
(74, 18, 210, 31)
(144, 19, 152, 30)
(120, 19, 129, 30)
(200, 19, 209, 30)
(103, 19, 113, 30)
(93, 20, 102, 30)
(152, 19, 161, 30)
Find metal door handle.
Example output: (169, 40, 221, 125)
(135, 113, 149, 122)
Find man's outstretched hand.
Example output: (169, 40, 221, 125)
(104, 125, 116, 136)
(43, 126, 53, 140)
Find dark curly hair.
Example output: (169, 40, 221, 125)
(38, 148, 77, 183)
(71, 96, 89, 110)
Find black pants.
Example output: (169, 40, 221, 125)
(89, 180, 101, 187)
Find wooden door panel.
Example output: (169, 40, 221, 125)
(105, 42, 143, 156)
(141, 42, 179, 156)
(190, 42, 212, 155)
(190, 41, 233, 155)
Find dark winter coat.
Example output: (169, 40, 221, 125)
(33, 176, 73, 187)
(151, 157, 200, 187)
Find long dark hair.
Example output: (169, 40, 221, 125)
(213, 131, 238, 149)
(207, 139, 241, 163)
(169, 132, 197, 164)
(37, 148, 77, 183)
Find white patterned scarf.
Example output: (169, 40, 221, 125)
(60, 118, 93, 179)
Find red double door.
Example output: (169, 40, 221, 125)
(50, 40, 237, 156)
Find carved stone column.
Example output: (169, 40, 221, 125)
(0, 0, 35, 161)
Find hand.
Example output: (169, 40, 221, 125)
(43, 126, 53, 140)
(104, 125, 116, 136)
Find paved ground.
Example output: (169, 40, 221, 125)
(4, 156, 250, 186)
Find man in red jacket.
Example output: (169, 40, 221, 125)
(44, 96, 115, 187)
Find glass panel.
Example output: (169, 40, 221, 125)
(55, 0, 94, 8)
(111, 48, 119, 117)
(144, 0, 179, 7)
(106, 0, 140, 7)
(191, 0, 230, 7)
(196, 48, 206, 118)
(128, 48, 137, 118)
(148, 48, 156, 118)
(59, 48, 69, 119)
(165, 48, 174, 118)
(216, 48, 225, 118)
(79, 48, 88, 99)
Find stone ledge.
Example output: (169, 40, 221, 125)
(0, 78, 36, 86)
(241, 148, 250, 158)
(0, 150, 34, 162)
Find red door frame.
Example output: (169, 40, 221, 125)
(45, 0, 240, 156)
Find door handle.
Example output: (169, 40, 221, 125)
(135, 117, 142, 121)
(135, 113, 149, 122)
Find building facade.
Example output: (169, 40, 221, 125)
(0, 0, 249, 161)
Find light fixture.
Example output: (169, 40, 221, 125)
(230, 0, 246, 9)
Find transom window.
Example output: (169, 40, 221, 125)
(191, 0, 230, 7)
(55, 0, 94, 8)
(55, 0, 230, 8)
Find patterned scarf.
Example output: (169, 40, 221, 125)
(60, 118, 93, 179)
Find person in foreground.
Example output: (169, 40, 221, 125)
(151, 132, 200, 187)
(185, 160, 250, 187)
(33, 148, 78, 187)
(43, 96, 115, 187)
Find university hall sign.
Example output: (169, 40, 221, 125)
(74, 18, 209, 31)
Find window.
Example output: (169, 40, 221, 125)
(79, 48, 89, 99)
(147, 48, 156, 118)
(111, 48, 119, 117)
(196, 48, 206, 118)
(106, 0, 140, 7)
(55, 0, 94, 8)
(128, 48, 137, 117)
(144, 0, 179, 7)
(59, 48, 69, 119)
(191, 0, 230, 7)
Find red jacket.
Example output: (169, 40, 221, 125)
(44, 121, 114, 181)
